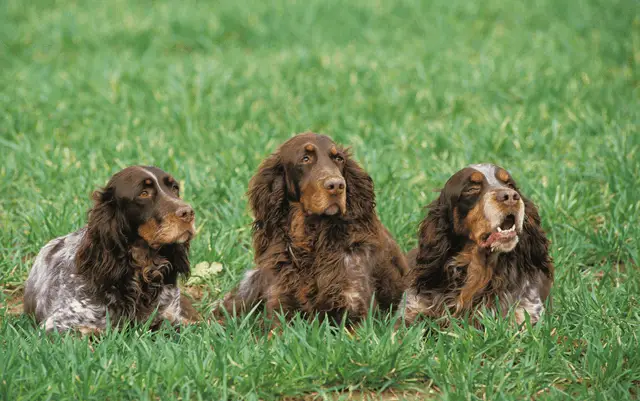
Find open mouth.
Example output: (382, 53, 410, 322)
(480, 214, 518, 250)
(499, 214, 516, 231)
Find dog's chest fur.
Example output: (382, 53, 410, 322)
(447, 249, 545, 323)
(285, 212, 374, 315)
(101, 245, 180, 323)
(404, 249, 546, 325)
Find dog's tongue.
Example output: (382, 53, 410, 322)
(482, 230, 517, 248)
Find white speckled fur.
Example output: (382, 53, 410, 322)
(342, 252, 371, 313)
(515, 280, 544, 324)
(24, 228, 183, 332)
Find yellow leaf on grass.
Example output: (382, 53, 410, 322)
(187, 261, 223, 285)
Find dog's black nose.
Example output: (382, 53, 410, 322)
(176, 206, 195, 222)
(495, 189, 520, 206)
(323, 177, 346, 196)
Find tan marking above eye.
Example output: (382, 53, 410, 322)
(144, 179, 153, 186)
(304, 144, 315, 152)
(470, 172, 484, 183)
(330, 146, 338, 156)
(497, 169, 510, 182)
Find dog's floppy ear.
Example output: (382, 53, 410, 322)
(413, 191, 455, 289)
(247, 152, 288, 257)
(342, 149, 376, 220)
(162, 242, 191, 284)
(76, 187, 131, 289)
(515, 197, 554, 296)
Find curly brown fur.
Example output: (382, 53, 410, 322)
(218, 133, 408, 325)
(401, 163, 553, 326)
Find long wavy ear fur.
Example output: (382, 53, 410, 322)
(516, 197, 554, 280)
(247, 153, 288, 257)
(342, 149, 376, 221)
(76, 188, 131, 290)
(162, 242, 191, 284)
(414, 192, 455, 290)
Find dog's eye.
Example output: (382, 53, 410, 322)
(462, 186, 481, 196)
(172, 185, 180, 195)
(302, 155, 312, 163)
(507, 182, 517, 189)
(139, 190, 152, 198)
(334, 155, 344, 163)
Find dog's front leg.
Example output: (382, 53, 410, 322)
(155, 286, 184, 326)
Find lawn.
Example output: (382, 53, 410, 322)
(0, 0, 638, 399)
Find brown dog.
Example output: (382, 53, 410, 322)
(401, 164, 553, 326)
(218, 133, 408, 324)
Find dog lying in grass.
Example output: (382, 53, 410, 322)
(217, 133, 408, 325)
(24, 166, 196, 334)
(401, 164, 554, 326)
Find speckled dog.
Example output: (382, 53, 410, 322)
(24, 166, 196, 334)
(401, 164, 554, 326)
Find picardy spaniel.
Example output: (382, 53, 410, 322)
(401, 163, 553, 326)
(217, 132, 408, 325)
(24, 166, 196, 334)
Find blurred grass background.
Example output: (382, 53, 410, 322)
(0, 0, 638, 399)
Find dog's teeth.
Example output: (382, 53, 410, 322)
(497, 227, 502, 232)
(510, 224, 515, 231)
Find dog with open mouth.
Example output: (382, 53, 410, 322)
(24, 166, 196, 334)
(217, 133, 408, 325)
(400, 163, 554, 325)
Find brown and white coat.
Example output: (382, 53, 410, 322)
(401, 163, 554, 326)
(24, 166, 196, 333)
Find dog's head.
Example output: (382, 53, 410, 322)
(417, 163, 551, 270)
(248, 132, 375, 253)
(276, 133, 350, 216)
(77, 166, 195, 286)
(444, 163, 525, 253)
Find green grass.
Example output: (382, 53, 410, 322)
(1, 0, 638, 399)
